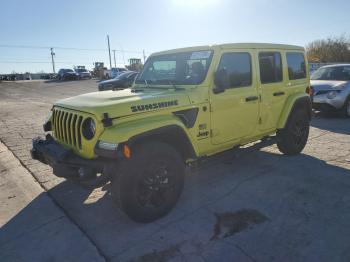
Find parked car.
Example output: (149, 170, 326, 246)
(311, 64, 350, 117)
(98, 71, 138, 91)
(57, 69, 79, 81)
(110, 67, 128, 78)
(75, 68, 92, 79)
(32, 43, 311, 223)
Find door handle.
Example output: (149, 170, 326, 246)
(273, 91, 285, 97)
(245, 96, 259, 102)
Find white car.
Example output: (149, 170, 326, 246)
(311, 64, 350, 117)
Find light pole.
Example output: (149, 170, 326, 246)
(143, 50, 146, 64)
(113, 50, 117, 68)
(50, 48, 56, 74)
(107, 35, 112, 69)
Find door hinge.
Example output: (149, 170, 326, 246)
(259, 94, 262, 102)
(259, 117, 262, 124)
(208, 104, 213, 112)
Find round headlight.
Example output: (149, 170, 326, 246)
(327, 91, 337, 99)
(82, 118, 96, 140)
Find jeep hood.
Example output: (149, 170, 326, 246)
(54, 88, 191, 120)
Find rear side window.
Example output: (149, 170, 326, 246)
(259, 52, 283, 84)
(217, 52, 252, 88)
(287, 52, 306, 80)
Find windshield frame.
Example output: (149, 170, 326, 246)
(135, 50, 214, 86)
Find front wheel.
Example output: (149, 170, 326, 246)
(111, 142, 185, 223)
(277, 109, 310, 155)
(340, 96, 350, 118)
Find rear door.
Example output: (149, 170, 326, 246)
(210, 50, 259, 145)
(257, 51, 287, 131)
(285, 51, 308, 96)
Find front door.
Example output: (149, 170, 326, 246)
(210, 51, 259, 145)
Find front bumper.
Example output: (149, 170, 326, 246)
(31, 135, 109, 178)
(312, 93, 347, 110)
(79, 74, 91, 79)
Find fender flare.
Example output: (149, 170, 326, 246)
(128, 125, 198, 160)
(277, 94, 312, 129)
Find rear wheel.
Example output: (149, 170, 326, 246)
(277, 109, 310, 155)
(111, 142, 185, 223)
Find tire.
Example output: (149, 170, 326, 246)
(277, 109, 310, 155)
(111, 142, 185, 223)
(340, 96, 350, 118)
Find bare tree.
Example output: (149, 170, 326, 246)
(306, 35, 350, 63)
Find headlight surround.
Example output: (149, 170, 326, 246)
(327, 91, 338, 99)
(82, 117, 96, 140)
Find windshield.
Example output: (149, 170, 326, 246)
(65, 69, 74, 73)
(311, 66, 350, 81)
(135, 50, 213, 85)
(115, 71, 133, 80)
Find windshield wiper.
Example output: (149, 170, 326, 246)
(167, 79, 178, 90)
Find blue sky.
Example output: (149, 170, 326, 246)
(0, 0, 349, 74)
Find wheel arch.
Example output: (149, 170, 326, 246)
(127, 125, 198, 162)
(277, 94, 312, 129)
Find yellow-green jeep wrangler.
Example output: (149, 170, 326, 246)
(31, 43, 311, 223)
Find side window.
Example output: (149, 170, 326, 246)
(286, 52, 306, 80)
(217, 52, 252, 88)
(259, 52, 283, 84)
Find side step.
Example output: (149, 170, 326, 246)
(191, 136, 277, 170)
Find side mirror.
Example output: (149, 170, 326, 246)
(213, 68, 229, 94)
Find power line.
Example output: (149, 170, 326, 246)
(0, 61, 119, 64)
(0, 44, 143, 53)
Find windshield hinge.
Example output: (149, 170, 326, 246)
(209, 104, 214, 112)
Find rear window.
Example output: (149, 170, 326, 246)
(287, 53, 306, 80)
(217, 52, 252, 88)
(259, 52, 283, 84)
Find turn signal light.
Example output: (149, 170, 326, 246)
(306, 86, 314, 96)
(123, 145, 131, 159)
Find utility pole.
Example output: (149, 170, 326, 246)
(50, 48, 56, 74)
(143, 50, 146, 64)
(112, 50, 117, 68)
(107, 35, 112, 69)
